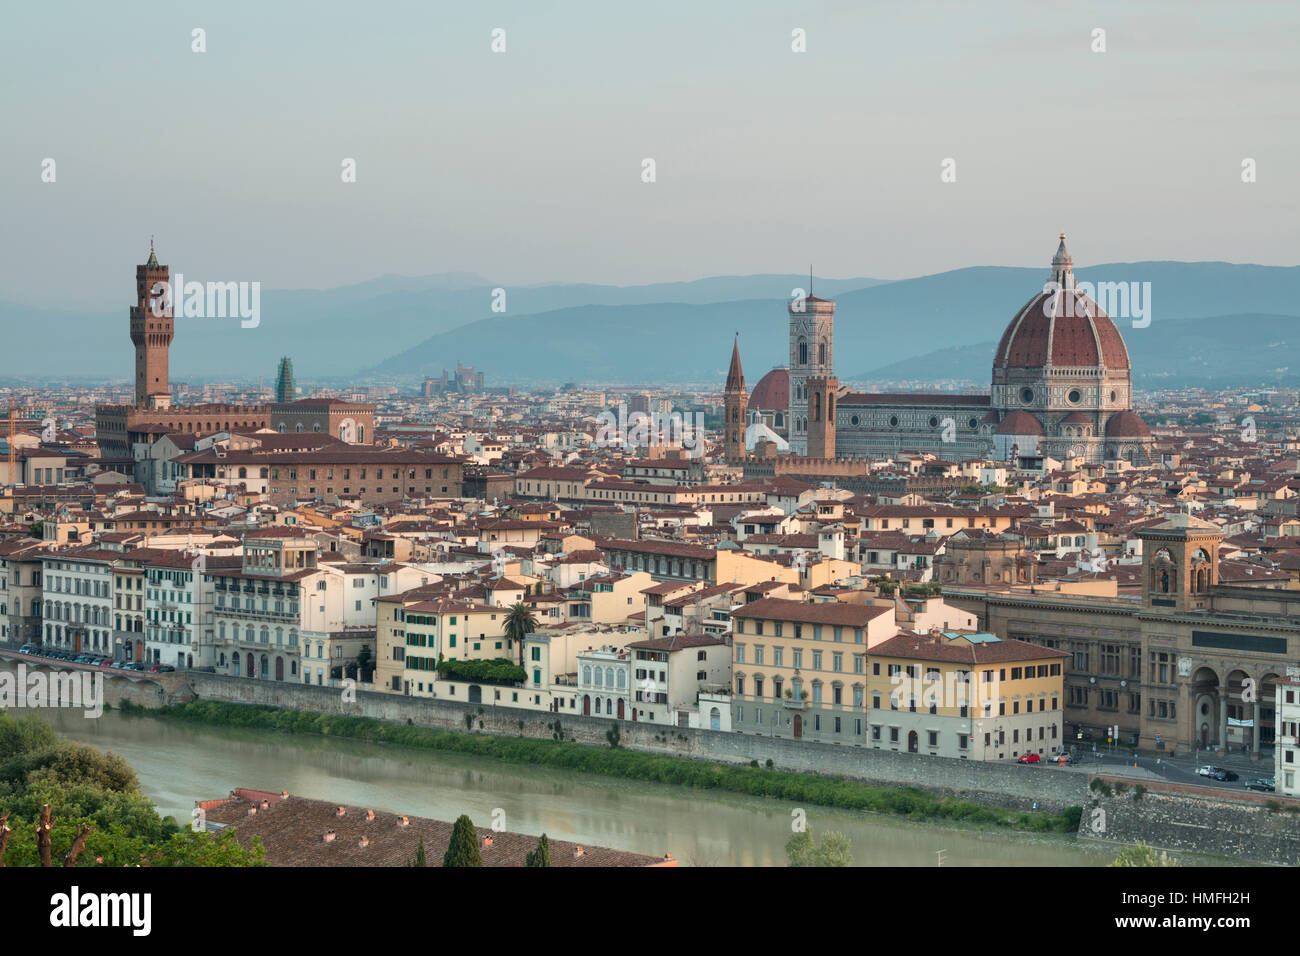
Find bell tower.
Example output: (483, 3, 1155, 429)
(788, 270, 835, 455)
(131, 239, 173, 409)
(806, 375, 838, 459)
(1138, 512, 1221, 612)
(724, 335, 748, 461)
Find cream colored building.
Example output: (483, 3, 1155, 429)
(866, 630, 1067, 760)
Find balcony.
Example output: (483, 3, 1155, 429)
(782, 693, 809, 710)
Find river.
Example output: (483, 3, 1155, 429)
(40, 708, 1204, 867)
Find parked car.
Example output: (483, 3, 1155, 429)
(18, 643, 37, 654)
(1054, 751, 1078, 766)
(1245, 778, 1275, 792)
(1196, 765, 1221, 777)
(1213, 769, 1239, 782)
(1017, 752, 1041, 764)
(96, 657, 115, 667)
(147, 664, 175, 673)
(121, 661, 147, 671)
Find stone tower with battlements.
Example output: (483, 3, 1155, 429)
(130, 240, 173, 408)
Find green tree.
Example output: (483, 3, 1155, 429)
(785, 827, 853, 867)
(526, 833, 550, 867)
(412, 835, 427, 867)
(504, 602, 538, 667)
(356, 644, 374, 682)
(0, 712, 263, 867)
(1109, 842, 1178, 867)
(443, 814, 482, 867)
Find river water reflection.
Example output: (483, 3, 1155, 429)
(42, 708, 1222, 866)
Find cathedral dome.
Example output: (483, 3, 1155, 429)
(994, 235, 1131, 371)
(750, 367, 789, 410)
(1105, 410, 1151, 439)
(996, 410, 1044, 435)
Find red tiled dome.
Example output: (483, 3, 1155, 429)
(995, 290, 1131, 370)
(995, 410, 1044, 435)
(1105, 411, 1151, 439)
(750, 367, 789, 410)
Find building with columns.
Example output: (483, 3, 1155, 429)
(945, 512, 1300, 759)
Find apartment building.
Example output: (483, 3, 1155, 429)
(208, 530, 320, 682)
(730, 598, 894, 744)
(1, 539, 47, 645)
(40, 547, 117, 655)
(866, 631, 1067, 760)
(627, 632, 731, 726)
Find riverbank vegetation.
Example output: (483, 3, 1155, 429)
(0, 711, 264, 866)
(125, 699, 1083, 835)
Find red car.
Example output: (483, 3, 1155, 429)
(1017, 752, 1041, 764)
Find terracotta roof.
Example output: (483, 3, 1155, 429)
(995, 291, 1130, 370)
(749, 367, 789, 410)
(996, 411, 1045, 436)
(202, 790, 669, 867)
(731, 597, 891, 626)
(871, 631, 1070, 664)
(1105, 411, 1152, 439)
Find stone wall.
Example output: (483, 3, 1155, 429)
(1082, 781, 1300, 866)
(181, 672, 1089, 812)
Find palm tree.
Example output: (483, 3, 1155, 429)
(504, 602, 538, 667)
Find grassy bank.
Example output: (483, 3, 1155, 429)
(122, 699, 1082, 834)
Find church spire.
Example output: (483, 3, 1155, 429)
(147, 236, 159, 268)
(726, 333, 745, 391)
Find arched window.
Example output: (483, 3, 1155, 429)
(798, 337, 808, 365)
(813, 392, 821, 421)
(818, 340, 826, 365)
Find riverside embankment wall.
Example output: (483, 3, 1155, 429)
(10, 658, 1295, 863)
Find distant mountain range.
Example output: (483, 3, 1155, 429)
(860, 314, 1300, 388)
(0, 273, 881, 384)
(375, 262, 1300, 387)
(4, 262, 1298, 388)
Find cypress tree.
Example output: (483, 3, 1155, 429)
(526, 833, 551, 867)
(413, 835, 427, 867)
(443, 815, 482, 867)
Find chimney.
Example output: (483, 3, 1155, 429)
(323, 831, 336, 843)
(398, 816, 410, 826)
(574, 845, 584, 858)
(482, 836, 493, 848)
(247, 807, 257, 816)
(281, 790, 289, 799)
(365, 809, 375, 821)
(359, 836, 370, 848)
(260, 800, 269, 809)
(336, 806, 346, 817)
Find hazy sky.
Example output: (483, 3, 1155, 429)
(4, 0, 1298, 308)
